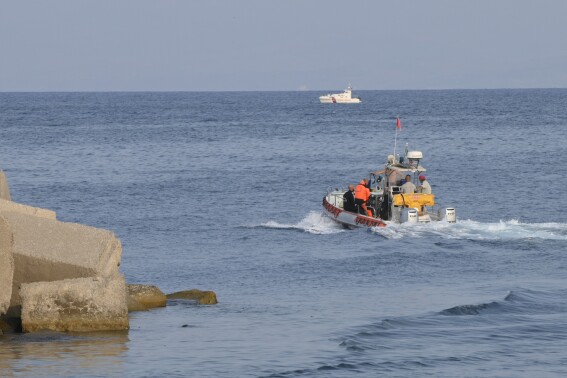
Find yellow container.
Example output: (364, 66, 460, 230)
(393, 193, 435, 208)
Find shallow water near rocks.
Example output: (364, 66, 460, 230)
(1, 90, 567, 377)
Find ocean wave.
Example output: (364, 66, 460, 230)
(440, 301, 502, 316)
(441, 288, 567, 317)
(334, 288, 567, 355)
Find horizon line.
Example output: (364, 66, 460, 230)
(1, 86, 566, 94)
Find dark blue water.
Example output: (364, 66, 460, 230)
(1, 90, 567, 377)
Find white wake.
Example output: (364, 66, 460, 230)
(371, 219, 567, 240)
(257, 211, 344, 235)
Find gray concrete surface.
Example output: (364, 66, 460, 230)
(0, 171, 11, 201)
(0, 216, 14, 315)
(0, 199, 56, 220)
(20, 274, 129, 332)
(2, 211, 122, 316)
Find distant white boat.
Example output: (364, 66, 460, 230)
(319, 86, 361, 103)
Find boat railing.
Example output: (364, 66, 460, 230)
(326, 189, 344, 208)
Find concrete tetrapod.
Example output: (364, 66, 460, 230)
(1, 211, 122, 317)
(20, 274, 129, 332)
(0, 171, 11, 201)
(0, 216, 14, 315)
(0, 199, 56, 220)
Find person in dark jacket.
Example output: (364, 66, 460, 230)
(343, 184, 357, 213)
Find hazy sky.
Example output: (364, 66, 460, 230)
(1, 0, 566, 91)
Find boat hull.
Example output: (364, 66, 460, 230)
(319, 96, 361, 104)
(322, 196, 386, 228)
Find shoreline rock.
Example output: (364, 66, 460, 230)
(0, 216, 14, 315)
(0, 198, 56, 219)
(0, 171, 11, 201)
(167, 289, 218, 305)
(126, 284, 167, 311)
(20, 274, 129, 333)
(3, 211, 122, 318)
(0, 172, 218, 334)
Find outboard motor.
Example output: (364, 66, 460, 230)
(401, 208, 419, 224)
(445, 208, 456, 223)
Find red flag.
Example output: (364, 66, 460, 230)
(396, 117, 402, 130)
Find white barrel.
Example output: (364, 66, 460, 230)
(401, 208, 419, 224)
(445, 208, 456, 223)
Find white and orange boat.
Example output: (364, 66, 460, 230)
(322, 147, 456, 228)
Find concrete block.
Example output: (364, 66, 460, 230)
(0, 216, 14, 315)
(127, 284, 167, 310)
(0, 199, 56, 220)
(20, 274, 129, 332)
(0, 171, 11, 201)
(2, 211, 122, 315)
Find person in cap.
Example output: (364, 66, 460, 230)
(417, 175, 431, 194)
(401, 174, 416, 194)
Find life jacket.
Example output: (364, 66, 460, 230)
(355, 181, 369, 201)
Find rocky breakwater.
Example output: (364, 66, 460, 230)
(0, 171, 217, 335)
(0, 170, 127, 333)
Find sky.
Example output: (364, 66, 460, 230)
(1, 0, 566, 91)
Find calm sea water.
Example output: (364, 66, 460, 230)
(1, 90, 567, 377)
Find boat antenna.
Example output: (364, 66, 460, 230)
(393, 116, 401, 162)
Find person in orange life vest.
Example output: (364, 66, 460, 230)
(354, 178, 373, 217)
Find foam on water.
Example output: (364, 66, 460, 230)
(370, 219, 567, 241)
(252, 211, 344, 235)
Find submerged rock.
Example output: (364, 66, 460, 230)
(20, 274, 129, 333)
(126, 295, 148, 312)
(166, 289, 218, 305)
(126, 284, 167, 311)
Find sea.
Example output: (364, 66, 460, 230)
(1, 89, 567, 377)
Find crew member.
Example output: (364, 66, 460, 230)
(401, 174, 416, 194)
(342, 184, 357, 213)
(417, 175, 431, 194)
(355, 178, 373, 217)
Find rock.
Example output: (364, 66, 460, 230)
(126, 284, 167, 310)
(0, 216, 14, 315)
(166, 289, 218, 305)
(0, 171, 11, 201)
(1, 211, 122, 317)
(0, 198, 56, 220)
(20, 274, 129, 333)
(126, 295, 147, 312)
(0, 314, 21, 333)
